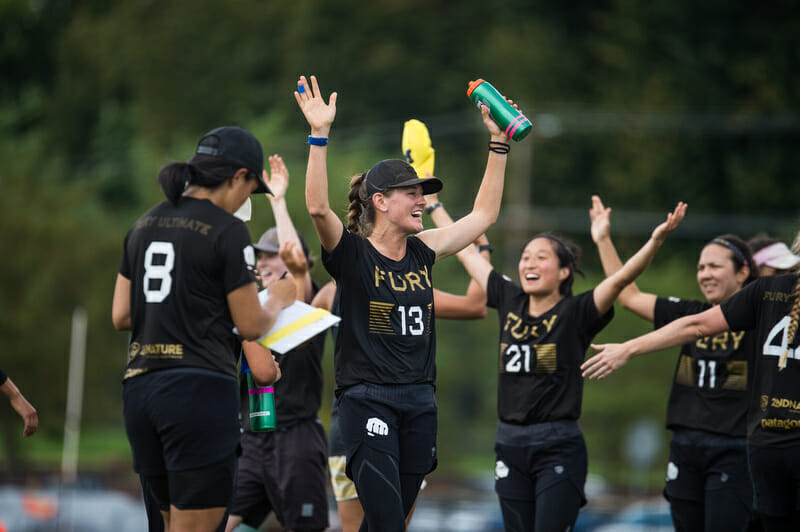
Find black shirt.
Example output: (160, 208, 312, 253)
(721, 274, 800, 447)
(322, 229, 437, 389)
(119, 197, 256, 379)
(487, 270, 613, 424)
(655, 297, 756, 437)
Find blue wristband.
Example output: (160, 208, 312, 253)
(307, 136, 328, 146)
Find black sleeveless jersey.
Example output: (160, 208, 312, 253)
(655, 297, 756, 437)
(322, 229, 436, 389)
(119, 197, 257, 380)
(721, 273, 800, 447)
(487, 270, 613, 424)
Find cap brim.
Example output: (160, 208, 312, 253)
(387, 176, 443, 195)
(766, 255, 800, 269)
(252, 243, 280, 253)
(252, 177, 271, 195)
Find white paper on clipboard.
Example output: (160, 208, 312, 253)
(252, 289, 340, 354)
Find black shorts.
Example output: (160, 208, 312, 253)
(123, 368, 241, 475)
(663, 429, 753, 507)
(338, 383, 437, 479)
(493, 420, 588, 506)
(229, 419, 329, 530)
(747, 443, 800, 516)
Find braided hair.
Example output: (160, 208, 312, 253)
(779, 277, 800, 370)
(778, 230, 800, 370)
(347, 173, 376, 236)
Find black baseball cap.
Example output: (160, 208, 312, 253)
(194, 126, 271, 194)
(364, 159, 442, 198)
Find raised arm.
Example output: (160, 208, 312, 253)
(295, 75, 342, 252)
(581, 305, 729, 380)
(424, 191, 493, 313)
(417, 105, 510, 260)
(424, 191, 490, 319)
(592, 200, 687, 315)
(265, 154, 313, 303)
(591, 195, 659, 320)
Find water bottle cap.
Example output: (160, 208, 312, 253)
(466, 79, 486, 98)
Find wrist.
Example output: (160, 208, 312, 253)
(425, 202, 443, 215)
(310, 127, 330, 137)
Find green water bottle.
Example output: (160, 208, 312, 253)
(467, 79, 532, 141)
(246, 372, 276, 431)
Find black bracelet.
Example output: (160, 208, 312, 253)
(488, 141, 510, 154)
(478, 244, 494, 253)
(425, 202, 442, 214)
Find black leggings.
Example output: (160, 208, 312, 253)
(498, 479, 582, 532)
(350, 445, 424, 532)
(758, 512, 800, 532)
(670, 490, 757, 532)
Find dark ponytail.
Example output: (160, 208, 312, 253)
(156, 154, 246, 205)
(157, 163, 198, 205)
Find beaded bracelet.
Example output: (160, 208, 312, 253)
(425, 202, 442, 215)
(308, 136, 328, 146)
(488, 141, 510, 154)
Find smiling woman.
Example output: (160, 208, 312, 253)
(293, 74, 511, 532)
(586, 206, 760, 531)
(450, 195, 685, 532)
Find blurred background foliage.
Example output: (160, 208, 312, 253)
(2, 0, 800, 491)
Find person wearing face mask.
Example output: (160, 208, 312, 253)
(112, 126, 293, 532)
(588, 196, 760, 532)
(453, 194, 685, 532)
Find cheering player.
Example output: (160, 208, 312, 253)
(590, 196, 760, 531)
(294, 74, 509, 531)
(455, 198, 685, 532)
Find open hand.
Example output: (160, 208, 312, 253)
(589, 195, 611, 244)
(264, 155, 289, 201)
(279, 241, 308, 278)
(651, 202, 687, 243)
(581, 343, 630, 380)
(294, 75, 337, 135)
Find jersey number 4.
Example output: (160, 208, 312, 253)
(143, 241, 175, 303)
(763, 315, 797, 363)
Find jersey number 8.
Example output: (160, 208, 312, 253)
(143, 241, 175, 303)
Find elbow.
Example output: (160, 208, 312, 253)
(237, 320, 266, 342)
(471, 305, 488, 319)
(306, 203, 329, 219)
(111, 312, 129, 331)
(251, 366, 278, 386)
